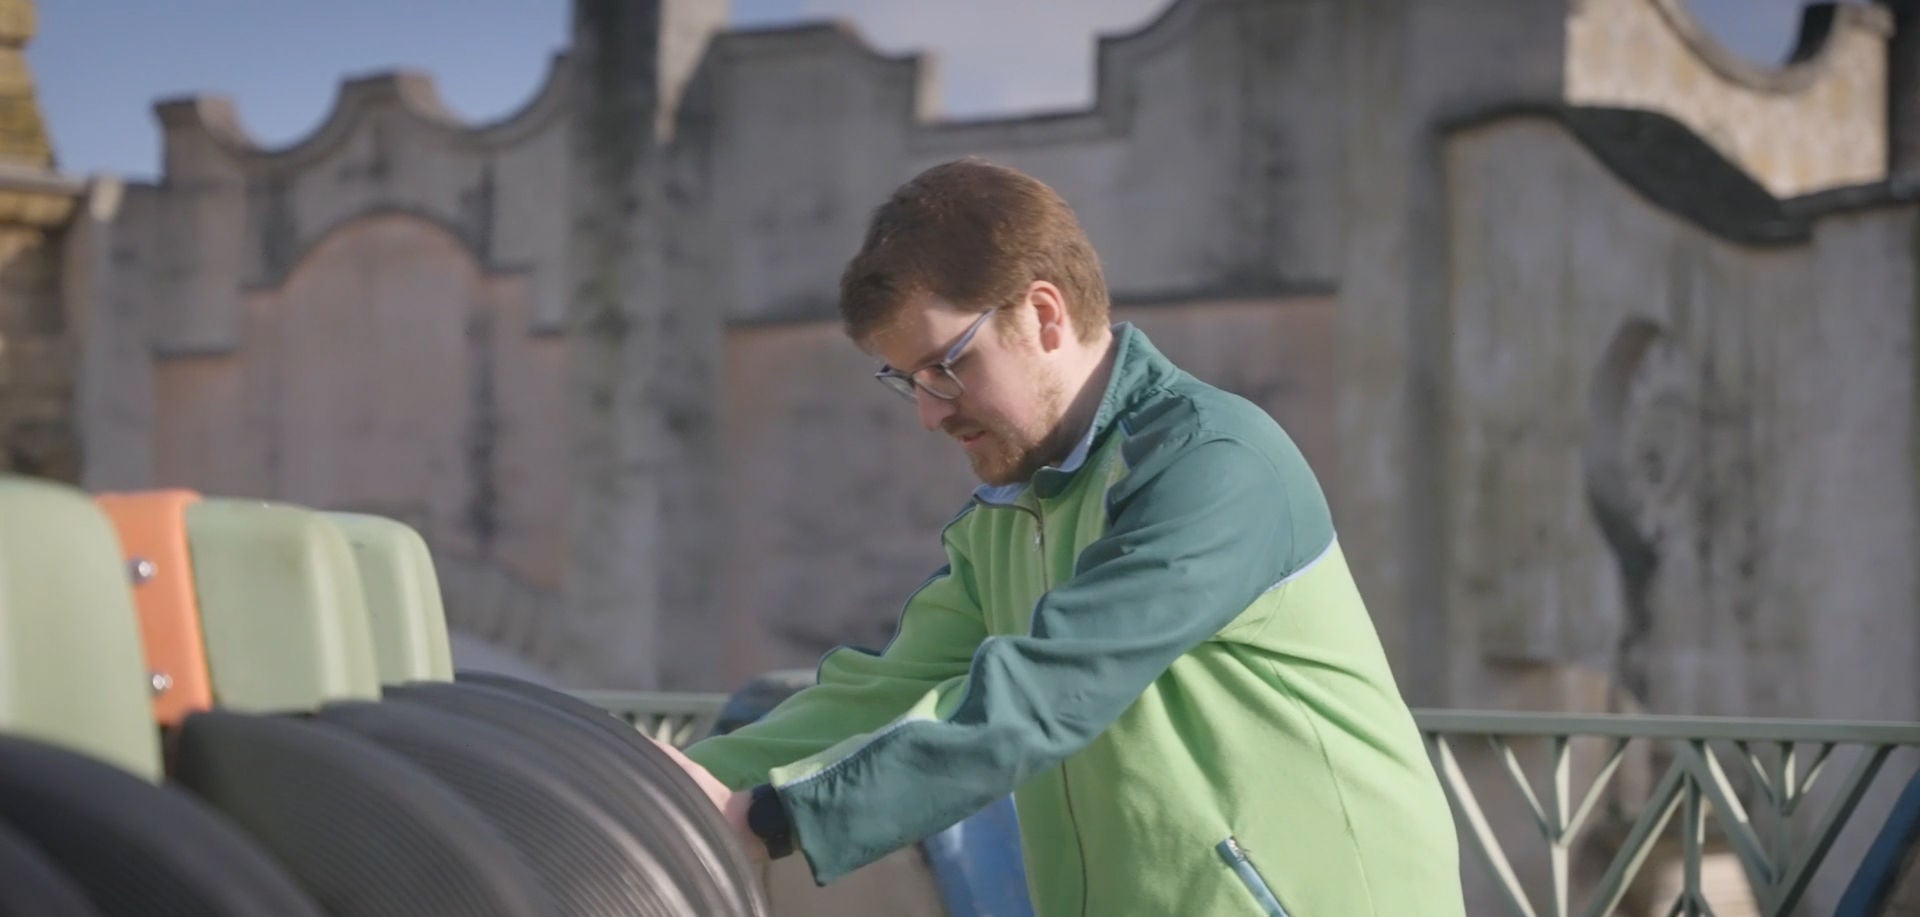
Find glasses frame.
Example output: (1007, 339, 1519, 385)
(874, 308, 998, 403)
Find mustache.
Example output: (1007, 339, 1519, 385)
(941, 418, 986, 438)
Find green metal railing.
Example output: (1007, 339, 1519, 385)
(579, 690, 728, 748)
(1421, 712, 1920, 917)
(584, 692, 1920, 916)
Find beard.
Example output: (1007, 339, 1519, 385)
(947, 371, 1077, 486)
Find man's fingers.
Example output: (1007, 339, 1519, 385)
(640, 738, 773, 860)
(645, 736, 734, 811)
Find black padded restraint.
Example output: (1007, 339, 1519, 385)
(454, 671, 763, 859)
(315, 699, 700, 917)
(0, 817, 102, 917)
(173, 710, 558, 917)
(389, 680, 765, 917)
(0, 735, 324, 917)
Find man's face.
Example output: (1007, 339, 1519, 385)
(865, 296, 1068, 486)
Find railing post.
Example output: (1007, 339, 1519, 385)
(1550, 736, 1570, 917)
(1680, 772, 1704, 916)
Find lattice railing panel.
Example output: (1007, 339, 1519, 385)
(1420, 713, 1920, 917)
(575, 690, 728, 748)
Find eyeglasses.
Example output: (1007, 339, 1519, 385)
(874, 308, 998, 402)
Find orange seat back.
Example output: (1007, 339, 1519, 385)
(95, 490, 214, 726)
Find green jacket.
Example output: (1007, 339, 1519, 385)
(687, 324, 1465, 916)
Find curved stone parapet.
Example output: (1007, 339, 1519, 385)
(1566, 0, 1891, 197)
(703, 0, 1341, 324)
(709, 0, 1224, 154)
(1441, 103, 1872, 248)
(152, 95, 253, 156)
(137, 55, 576, 352)
(914, 0, 1219, 152)
(1554, 104, 1806, 245)
(152, 56, 571, 173)
(711, 22, 928, 115)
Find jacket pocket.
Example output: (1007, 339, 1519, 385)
(1216, 836, 1292, 917)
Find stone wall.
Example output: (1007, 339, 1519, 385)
(702, 0, 1345, 331)
(146, 213, 574, 670)
(155, 70, 573, 344)
(91, 0, 1920, 719)
(101, 0, 1365, 689)
(1333, 0, 1573, 701)
(1441, 111, 1919, 722)
(101, 1, 731, 687)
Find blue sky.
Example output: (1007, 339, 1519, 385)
(31, 0, 1818, 181)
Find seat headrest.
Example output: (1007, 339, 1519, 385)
(324, 512, 454, 685)
(184, 497, 380, 712)
(0, 474, 162, 780)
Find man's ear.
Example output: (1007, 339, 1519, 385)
(1028, 281, 1071, 352)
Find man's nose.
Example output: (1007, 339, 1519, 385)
(916, 388, 956, 432)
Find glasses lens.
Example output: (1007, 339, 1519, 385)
(920, 367, 964, 400)
(878, 373, 918, 401)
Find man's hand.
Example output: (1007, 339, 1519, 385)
(645, 737, 769, 862)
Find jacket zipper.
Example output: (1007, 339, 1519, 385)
(975, 494, 1087, 912)
(1018, 499, 1049, 592)
(969, 495, 1050, 592)
(1217, 837, 1291, 917)
(975, 494, 1089, 912)
(1064, 766, 1087, 915)
(1025, 499, 1089, 917)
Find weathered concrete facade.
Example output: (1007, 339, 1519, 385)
(1442, 109, 1920, 721)
(62, 0, 1920, 753)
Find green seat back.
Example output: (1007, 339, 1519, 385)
(0, 475, 162, 780)
(323, 512, 453, 684)
(185, 498, 380, 712)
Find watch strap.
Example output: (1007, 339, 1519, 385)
(747, 783, 795, 860)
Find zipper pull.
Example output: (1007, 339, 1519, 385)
(1217, 836, 1291, 917)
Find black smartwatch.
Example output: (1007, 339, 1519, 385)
(747, 783, 795, 860)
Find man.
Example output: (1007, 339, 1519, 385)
(658, 159, 1466, 916)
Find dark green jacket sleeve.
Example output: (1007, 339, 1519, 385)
(768, 433, 1302, 883)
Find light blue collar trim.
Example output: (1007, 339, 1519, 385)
(1053, 422, 1096, 474)
(969, 423, 1097, 505)
(972, 481, 1025, 505)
